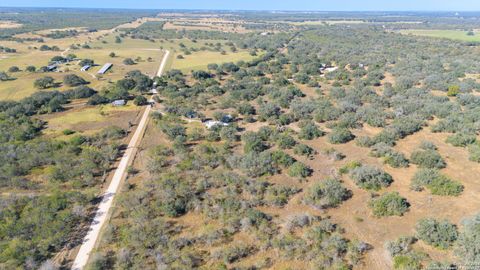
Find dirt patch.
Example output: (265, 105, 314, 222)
(0, 20, 22, 29)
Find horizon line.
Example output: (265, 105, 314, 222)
(0, 6, 479, 13)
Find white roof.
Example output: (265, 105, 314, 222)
(98, 63, 113, 74)
(112, 100, 126, 105)
(325, 67, 339, 72)
(205, 120, 228, 129)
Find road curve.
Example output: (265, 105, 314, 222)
(71, 50, 170, 270)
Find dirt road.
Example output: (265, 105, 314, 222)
(71, 50, 170, 270)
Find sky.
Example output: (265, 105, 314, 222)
(1, 0, 480, 11)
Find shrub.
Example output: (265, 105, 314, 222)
(386, 236, 416, 257)
(242, 132, 268, 153)
(217, 244, 254, 263)
(410, 149, 446, 169)
(411, 169, 463, 196)
(123, 58, 135, 65)
(328, 128, 355, 144)
(133, 95, 148, 106)
(415, 218, 458, 249)
(0, 71, 10, 81)
(62, 129, 76, 135)
(79, 58, 94, 66)
(284, 214, 317, 231)
(393, 255, 421, 270)
(468, 143, 480, 162)
(8, 66, 20, 72)
(258, 103, 281, 121)
(425, 262, 456, 270)
(237, 103, 256, 115)
(383, 151, 409, 168)
(276, 134, 297, 149)
(34, 76, 55, 89)
(298, 122, 324, 140)
(370, 143, 409, 168)
(322, 148, 345, 161)
(455, 213, 480, 265)
(63, 74, 88, 87)
(420, 140, 437, 150)
(447, 85, 460, 97)
(350, 165, 393, 190)
(288, 162, 313, 179)
(304, 178, 350, 209)
(339, 160, 361, 175)
(294, 144, 316, 158)
(238, 151, 279, 177)
(446, 132, 476, 147)
(369, 192, 409, 217)
(26, 65, 36, 72)
(271, 150, 295, 167)
(159, 123, 186, 140)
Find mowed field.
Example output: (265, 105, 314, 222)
(400, 29, 480, 42)
(39, 102, 142, 139)
(0, 35, 164, 100)
(170, 50, 256, 72)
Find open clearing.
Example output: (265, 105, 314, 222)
(171, 50, 256, 71)
(0, 20, 22, 28)
(0, 36, 164, 100)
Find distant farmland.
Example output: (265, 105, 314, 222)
(400, 29, 480, 42)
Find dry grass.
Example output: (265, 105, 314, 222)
(40, 103, 142, 138)
(172, 51, 256, 72)
(0, 20, 22, 29)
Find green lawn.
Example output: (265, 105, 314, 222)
(400, 29, 480, 42)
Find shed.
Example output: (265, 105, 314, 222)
(112, 100, 126, 106)
(46, 64, 57, 72)
(80, 65, 91, 72)
(98, 63, 113, 74)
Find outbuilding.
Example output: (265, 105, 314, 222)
(98, 63, 113, 74)
(112, 100, 126, 106)
(46, 64, 57, 72)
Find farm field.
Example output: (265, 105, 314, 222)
(400, 29, 480, 42)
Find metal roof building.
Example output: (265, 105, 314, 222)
(46, 64, 57, 72)
(97, 63, 113, 74)
(112, 100, 126, 106)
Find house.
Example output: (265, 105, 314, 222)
(112, 100, 126, 106)
(149, 88, 158, 94)
(80, 65, 91, 72)
(204, 120, 228, 129)
(98, 63, 113, 74)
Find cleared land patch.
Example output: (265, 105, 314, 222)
(172, 51, 256, 72)
(0, 20, 22, 29)
(400, 29, 480, 42)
